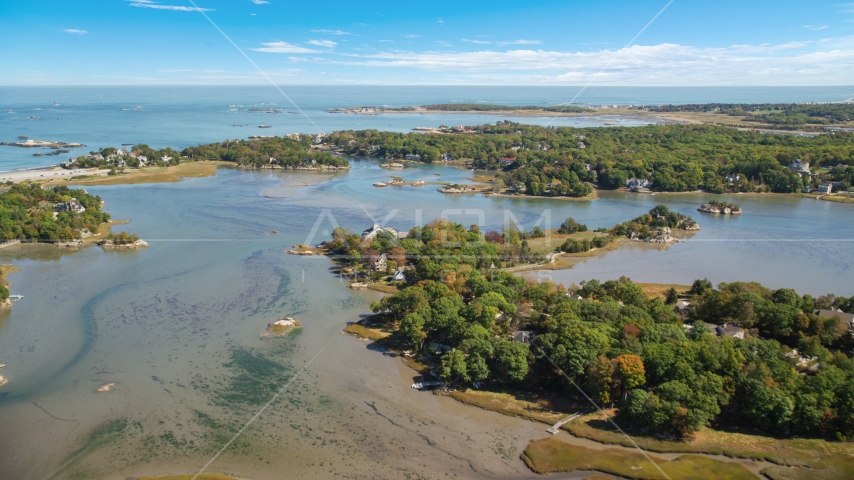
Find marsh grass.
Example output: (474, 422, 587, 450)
(522, 437, 756, 479)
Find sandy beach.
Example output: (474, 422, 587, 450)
(0, 166, 111, 183)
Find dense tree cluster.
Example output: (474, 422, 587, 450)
(323, 220, 547, 281)
(327, 124, 854, 195)
(369, 270, 854, 440)
(105, 232, 140, 245)
(0, 184, 110, 241)
(181, 137, 348, 168)
(611, 205, 698, 240)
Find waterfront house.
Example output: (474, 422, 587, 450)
(817, 183, 833, 194)
(404, 154, 422, 160)
(54, 198, 86, 213)
(724, 174, 741, 183)
(499, 158, 516, 165)
(626, 178, 652, 189)
(361, 223, 399, 241)
(802, 186, 813, 193)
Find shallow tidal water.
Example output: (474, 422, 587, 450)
(0, 162, 852, 479)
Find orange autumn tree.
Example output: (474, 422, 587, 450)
(614, 354, 646, 400)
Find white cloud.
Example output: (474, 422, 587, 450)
(437, 19, 444, 24)
(307, 39, 337, 48)
(404, 34, 420, 38)
(63, 29, 88, 35)
(251, 41, 317, 53)
(803, 25, 829, 31)
(436, 41, 453, 47)
(250, 0, 270, 4)
(379, 40, 393, 43)
(128, 1, 213, 12)
(497, 39, 541, 46)
(291, 37, 854, 85)
(311, 29, 350, 35)
(462, 38, 491, 44)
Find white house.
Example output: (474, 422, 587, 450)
(361, 223, 399, 241)
(817, 183, 833, 194)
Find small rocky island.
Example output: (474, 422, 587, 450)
(261, 317, 301, 337)
(99, 232, 149, 249)
(699, 200, 742, 215)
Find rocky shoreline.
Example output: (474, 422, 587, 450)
(698, 201, 742, 215)
(99, 239, 149, 249)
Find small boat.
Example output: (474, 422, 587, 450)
(8, 295, 23, 301)
(373, 182, 387, 187)
(29, 116, 39, 119)
(133, 106, 142, 110)
(0, 364, 5, 369)
(258, 125, 272, 128)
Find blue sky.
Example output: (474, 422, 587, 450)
(1, 0, 853, 85)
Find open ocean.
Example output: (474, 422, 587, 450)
(2, 85, 853, 171)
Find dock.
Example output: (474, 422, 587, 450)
(546, 410, 588, 434)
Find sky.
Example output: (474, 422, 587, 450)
(1, 0, 854, 85)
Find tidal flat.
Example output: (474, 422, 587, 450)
(0, 163, 852, 479)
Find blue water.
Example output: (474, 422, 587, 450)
(2, 86, 853, 171)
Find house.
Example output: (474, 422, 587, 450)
(674, 300, 691, 318)
(312, 133, 326, 145)
(361, 223, 399, 241)
(566, 294, 584, 300)
(54, 198, 86, 213)
(626, 178, 652, 189)
(499, 158, 516, 165)
(371, 253, 387, 271)
(585, 163, 592, 171)
(577, 142, 586, 149)
(786, 349, 817, 368)
(161, 155, 173, 162)
(788, 160, 810, 174)
(817, 183, 833, 194)
(802, 186, 813, 193)
(393, 267, 407, 282)
(285, 133, 302, 140)
(815, 308, 854, 329)
(715, 323, 745, 339)
(512, 330, 537, 345)
(404, 154, 421, 160)
(724, 174, 741, 183)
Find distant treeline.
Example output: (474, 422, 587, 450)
(328, 123, 854, 195)
(640, 103, 854, 126)
(181, 137, 349, 168)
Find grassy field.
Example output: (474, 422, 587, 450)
(522, 437, 757, 479)
(563, 412, 854, 479)
(636, 282, 692, 300)
(448, 389, 580, 425)
(137, 474, 245, 480)
(38, 161, 230, 187)
(342, 322, 392, 342)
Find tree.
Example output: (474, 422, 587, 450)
(400, 313, 427, 352)
(587, 355, 615, 408)
(439, 350, 470, 383)
(665, 287, 679, 305)
(492, 340, 529, 382)
(614, 354, 646, 398)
